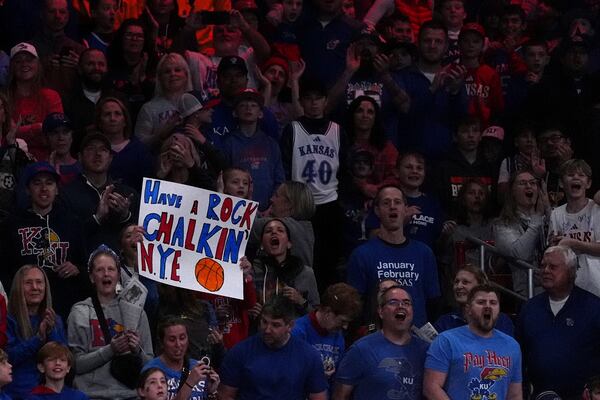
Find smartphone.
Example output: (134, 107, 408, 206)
(200, 10, 230, 25)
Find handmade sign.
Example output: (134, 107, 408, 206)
(137, 178, 258, 299)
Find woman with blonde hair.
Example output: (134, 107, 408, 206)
(135, 52, 192, 149)
(250, 181, 316, 268)
(6, 264, 66, 399)
(95, 96, 154, 188)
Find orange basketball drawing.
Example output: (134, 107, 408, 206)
(195, 258, 225, 292)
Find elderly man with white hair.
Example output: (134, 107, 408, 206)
(516, 245, 600, 400)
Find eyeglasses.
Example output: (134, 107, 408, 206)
(124, 32, 144, 40)
(516, 179, 538, 187)
(383, 299, 412, 307)
(540, 134, 565, 144)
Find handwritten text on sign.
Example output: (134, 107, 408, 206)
(137, 178, 258, 299)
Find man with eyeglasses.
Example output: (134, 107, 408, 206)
(424, 285, 522, 400)
(347, 185, 440, 328)
(333, 286, 429, 400)
(537, 126, 573, 208)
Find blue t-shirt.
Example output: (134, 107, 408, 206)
(335, 331, 429, 400)
(434, 311, 515, 337)
(142, 357, 208, 400)
(220, 334, 327, 399)
(365, 193, 445, 248)
(291, 313, 345, 372)
(347, 237, 440, 327)
(425, 326, 522, 400)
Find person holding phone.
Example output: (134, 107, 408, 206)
(30, 0, 86, 93)
(142, 316, 220, 400)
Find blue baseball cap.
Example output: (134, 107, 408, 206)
(42, 112, 73, 134)
(22, 162, 59, 186)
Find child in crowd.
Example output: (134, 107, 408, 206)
(200, 168, 258, 349)
(280, 78, 347, 290)
(434, 116, 496, 215)
(28, 342, 88, 400)
(266, 0, 304, 60)
(222, 89, 284, 211)
(439, 0, 467, 65)
(484, 5, 529, 90)
(505, 41, 550, 119)
(497, 122, 545, 199)
(136, 368, 167, 400)
(549, 160, 600, 298)
(458, 23, 504, 128)
(0, 349, 11, 400)
(396, 152, 444, 248)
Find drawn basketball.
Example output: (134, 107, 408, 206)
(195, 258, 225, 292)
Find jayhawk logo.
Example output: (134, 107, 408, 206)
(468, 367, 508, 400)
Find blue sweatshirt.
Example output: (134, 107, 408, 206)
(5, 315, 67, 400)
(222, 129, 284, 210)
(393, 66, 468, 161)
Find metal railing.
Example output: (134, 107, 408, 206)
(462, 235, 538, 300)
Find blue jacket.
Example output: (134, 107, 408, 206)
(109, 138, 155, 190)
(516, 286, 600, 399)
(222, 129, 284, 210)
(393, 67, 468, 161)
(298, 13, 362, 88)
(5, 315, 67, 400)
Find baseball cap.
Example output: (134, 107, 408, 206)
(80, 132, 113, 153)
(42, 113, 73, 134)
(460, 23, 486, 38)
(233, 89, 264, 107)
(217, 56, 248, 75)
(482, 126, 505, 141)
(10, 42, 38, 59)
(22, 162, 59, 186)
(178, 91, 220, 118)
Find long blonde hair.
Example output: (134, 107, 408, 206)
(9, 265, 53, 339)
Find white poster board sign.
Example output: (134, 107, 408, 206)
(137, 178, 258, 299)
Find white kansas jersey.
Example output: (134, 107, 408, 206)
(549, 199, 600, 297)
(290, 121, 340, 205)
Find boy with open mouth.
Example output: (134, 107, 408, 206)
(548, 159, 600, 297)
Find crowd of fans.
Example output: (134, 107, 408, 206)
(0, 0, 599, 399)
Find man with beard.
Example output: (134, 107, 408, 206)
(333, 286, 429, 400)
(63, 48, 124, 149)
(218, 295, 327, 400)
(516, 246, 600, 399)
(394, 19, 468, 160)
(424, 285, 522, 400)
(347, 185, 440, 328)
